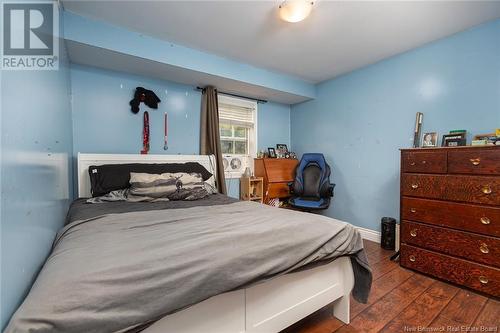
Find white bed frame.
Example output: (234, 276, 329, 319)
(77, 153, 218, 198)
(77, 153, 354, 333)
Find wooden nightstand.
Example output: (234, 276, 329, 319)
(240, 177, 264, 203)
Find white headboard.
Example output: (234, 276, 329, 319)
(77, 153, 217, 198)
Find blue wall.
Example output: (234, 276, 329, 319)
(257, 102, 291, 152)
(70, 65, 291, 198)
(71, 64, 202, 156)
(291, 19, 500, 231)
(0, 42, 74, 328)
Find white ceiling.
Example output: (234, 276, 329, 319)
(62, 1, 500, 83)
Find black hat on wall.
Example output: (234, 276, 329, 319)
(130, 87, 161, 113)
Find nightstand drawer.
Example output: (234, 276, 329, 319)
(400, 244, 500, 297)
(401, 150, 447, 174)
(401, 197, 500, 237)
(401, 221, 500, 268)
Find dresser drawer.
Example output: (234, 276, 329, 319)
(401, 197, 500, 237)
(267, 183, 290, 199)
(402, 174, 500, 205)
(448, 148, 500, 175)
(400, 244, 500, 297)
(401, 221, 500, 268)
(401, 150, 447, 174)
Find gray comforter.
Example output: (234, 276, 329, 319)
(5, 195, 371, 333)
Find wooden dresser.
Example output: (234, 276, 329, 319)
(254, 158, 298, 203)
(399, 146, 500, 297)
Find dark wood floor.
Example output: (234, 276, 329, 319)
(282, 240, 500, 333)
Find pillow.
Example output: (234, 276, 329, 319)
(129, 172, 212, 201)
(88, 163, 213, 197)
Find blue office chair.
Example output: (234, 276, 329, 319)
(289, 153, 335, 210)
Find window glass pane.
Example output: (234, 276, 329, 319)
(234, 141, 247, 154)
(220, 123, 232, 137)
(221, 140, 234, 154)
(234, 126, 247, 138)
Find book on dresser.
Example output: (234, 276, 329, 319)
(399, 146, 499, 297)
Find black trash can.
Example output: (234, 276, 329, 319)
(381, 217, 397, 250)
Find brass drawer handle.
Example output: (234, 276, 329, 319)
(411, 184, 419, 189)
(421, 160, 427, 164)
(410, 229, 417, 237)
(480, 243, 489, 254)
(409, 255, 416, 262)
(479, 276, 489, 284)
(482, 185, 492, 195)
(410, 162, 416, 166)
(480, 217, 490, 225)
(470, 158, 481, 166)
(410, 208, 417, 213)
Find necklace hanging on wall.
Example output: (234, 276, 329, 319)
(164, 112, 168, 151)
(141, 111, 150, 154)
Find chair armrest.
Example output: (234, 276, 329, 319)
(328, 183, 335, 197)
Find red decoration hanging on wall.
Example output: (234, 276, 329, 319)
(141, 111, 150, 154)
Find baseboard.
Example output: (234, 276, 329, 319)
(356, 226, 381, 243)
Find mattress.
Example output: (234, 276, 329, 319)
(5, 194, 371, 333)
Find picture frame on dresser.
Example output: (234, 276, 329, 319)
(441, 133, 466, 147)
(422, 132, 438, 147)
(276, 144, 288, 158)
(399, 146, 500, 297)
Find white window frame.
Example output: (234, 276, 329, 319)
(218, 94, 258, 178)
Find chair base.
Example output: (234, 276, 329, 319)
(288, 197, 331, 211)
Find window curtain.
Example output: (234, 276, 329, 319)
(200, 86, 227, 194)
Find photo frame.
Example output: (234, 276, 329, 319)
(442, 133, 466, 147)
(267, 147, 277, 158)
(422, 132, 438, 147)
(276, 144, 288, 156)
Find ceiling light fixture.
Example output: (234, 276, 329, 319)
(279, 0, 314, 23)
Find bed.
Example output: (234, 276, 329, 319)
(5, 153, 371, 333)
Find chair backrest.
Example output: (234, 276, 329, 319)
(292, 153, 332, 199)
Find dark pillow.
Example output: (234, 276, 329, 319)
(88, 163, 213, 197)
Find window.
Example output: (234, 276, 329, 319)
(218, 95, 257, 157)
(219, 123, 249, 155)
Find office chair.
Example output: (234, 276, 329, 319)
(289, 153, 335, 210)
